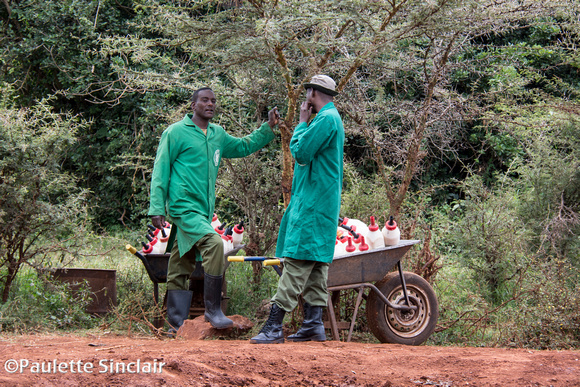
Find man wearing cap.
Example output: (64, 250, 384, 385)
(251, 75, 345, 344)
(149, 87, 280, 334)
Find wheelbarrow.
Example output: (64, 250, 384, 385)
(231, 240, 438, 346)
(125, 244, 244, 328)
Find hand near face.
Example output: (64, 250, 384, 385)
(268, 107, 281, 128)
(299, 101, 312, 123)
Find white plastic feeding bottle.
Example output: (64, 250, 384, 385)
(147, 234, 165, 254)
(222, 234, 233, 253)
(211, 213, 221, 229)
(141, 234, 158, 254)
(163, 221, 172, 240)
(382, 216, 401, 246)
(232, 221, 244, 247)
(367, 216, 385, 250)
(334, 235, 348, 257)
(341, 217, 369, 240)
(155, 227, 170, 254)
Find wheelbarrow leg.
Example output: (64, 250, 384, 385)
(347, 286, 365, 342)
(154, 282, 159, 306)
(326, 293, 341, 341)
(152, 282, 164, 329)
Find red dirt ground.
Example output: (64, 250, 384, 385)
(1, 317, 579, 387)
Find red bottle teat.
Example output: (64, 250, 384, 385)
(345, 237, 356, 253)
(358, 236, 369, 252)
(141, 241, 153, 254)
(369, 216, 379, 232)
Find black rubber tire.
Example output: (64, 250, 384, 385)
(366, 272, 438, 345)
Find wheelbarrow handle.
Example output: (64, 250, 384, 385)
(125, 244, 160, 284)
(226, 255, 284, 275)
(263, 259, 284, 267)
(227, 256, 273, 262)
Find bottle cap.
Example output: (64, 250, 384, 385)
(345, 237, 356, 252)
(385, 216, 398, 231)
(358, 236, 369, 251)
(234, 221, 244, 234)
(369, 216, 379, 231)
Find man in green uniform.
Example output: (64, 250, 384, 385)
(149, 87, 279, 333)
(251, 75, 344, 344)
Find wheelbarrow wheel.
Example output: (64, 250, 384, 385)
(366, 271, 438, 346)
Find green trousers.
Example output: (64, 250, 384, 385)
(271, 257, 329, 312)
(166, 233, 224, 290)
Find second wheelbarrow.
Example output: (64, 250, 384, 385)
(325, 240, 438, 345)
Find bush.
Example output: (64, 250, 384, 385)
(225, 260, 280, 320)
(108, 266, 165, 335)
(339, 163, 392, 225)
(0, 270, 95, 332)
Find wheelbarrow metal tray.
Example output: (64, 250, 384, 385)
(141, 253, 170, 283)
(327, 240, 421, 287)
(140, 245, 245, 284)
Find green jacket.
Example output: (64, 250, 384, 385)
(275, 102, 345, 263)
(148, 114, 275, 257)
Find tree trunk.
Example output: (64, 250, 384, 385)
(1, 262, 16, 303)
(279, 120, 294, 207)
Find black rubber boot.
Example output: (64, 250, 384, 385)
(287, 303, 326, 342)
(250, 304, 286, 344)
(204, 273, 234, 329)
(166, 289, 193, 335)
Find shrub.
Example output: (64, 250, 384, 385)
(0, 270, 94, 332)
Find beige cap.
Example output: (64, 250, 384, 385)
(304, 74, 338, 96)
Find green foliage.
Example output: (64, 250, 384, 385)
(339, 162, 392, 224)
(432, 254, 580, 349)
(502, 260, 580, 349)
(108, 264, 165, 334)
(0, 270, 95, 332)
(1, 0, 579, 349)
(0, 84, 89, 302)
(432, 154, 579, 348)
(217, 152, 284, 256)
(428, 259, 490, 345)
(514, 122, 580, 263)
(444, 175, 532, 304)
(0, 0, 165, 230)
(225, 261, 280, 319)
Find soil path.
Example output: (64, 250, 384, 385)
(1, 331, 578, 386)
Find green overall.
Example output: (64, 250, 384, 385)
(148, 114, 275, 289)
(272, 102, 344, 311)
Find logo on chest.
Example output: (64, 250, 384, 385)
(213, 149, 220, 166)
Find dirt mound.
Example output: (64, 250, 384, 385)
(176, 315, 254, 340)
